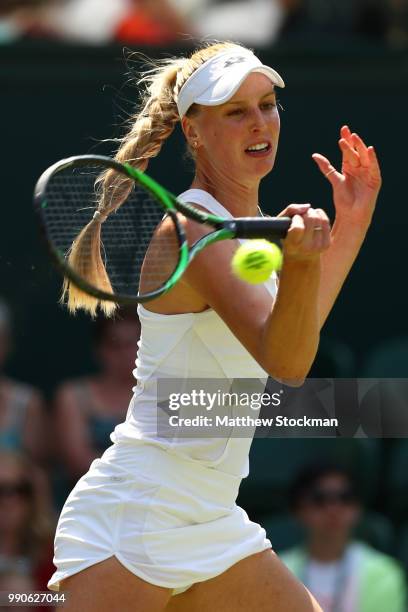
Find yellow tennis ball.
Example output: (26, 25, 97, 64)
(231, 240, 283, 284)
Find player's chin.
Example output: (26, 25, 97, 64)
(248, 157, 275, 178)
(244, 151, 276, 176)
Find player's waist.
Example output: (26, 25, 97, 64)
(101, 437, 244, 508)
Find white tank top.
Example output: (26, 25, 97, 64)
(111, 189, 278, 477)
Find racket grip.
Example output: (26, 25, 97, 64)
(232, 217, 292, 239)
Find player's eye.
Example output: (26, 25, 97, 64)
(261, 101, 277, 110)
(227, 108, 244, 116)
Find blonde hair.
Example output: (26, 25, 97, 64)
(62, 41, 248, 317)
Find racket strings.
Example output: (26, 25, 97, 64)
(42, 164, 181, 299)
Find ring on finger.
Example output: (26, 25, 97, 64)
(325, 169, 336, 177)
(313, 226, 323, 231)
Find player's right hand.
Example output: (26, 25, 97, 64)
(278, 203, 331, 262)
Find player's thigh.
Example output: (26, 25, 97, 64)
(60, 555, 172, 612)
(165, 549, 322, 612)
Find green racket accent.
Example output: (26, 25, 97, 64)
(123, 163, 175, 211)
(34, 154, 291, 309)
(163, 239, 190, 289)
(123, 162, 191, 293)
(173, 198, 226, 226)
(123, 162, 226, 227)
(190, 228, 235, 260)
(123, 160, 227, 290)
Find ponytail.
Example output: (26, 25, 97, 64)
(62, 41, 246, 316)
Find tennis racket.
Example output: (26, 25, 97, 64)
(34, 155, 291, 306)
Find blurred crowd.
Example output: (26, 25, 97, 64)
(0, 0, 407, 47)
(1, 292, 408, 609)
(281, 464, 407, 611)
(0, 298, 141, 594)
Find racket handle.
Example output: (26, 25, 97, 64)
(232, 217, 292, 239)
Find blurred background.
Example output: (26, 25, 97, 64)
(1, 0, 408, 609)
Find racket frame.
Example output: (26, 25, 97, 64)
(34, 155, 291, 306)
(34, 155, 188, 304)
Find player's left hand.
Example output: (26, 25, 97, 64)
(312, 125, 382, 226)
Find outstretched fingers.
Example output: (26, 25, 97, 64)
(312, 153, 341, 186)
(340, 126, 380, 182)
(339, 137, 360, 168)
(351, 132, 370, 167)
(367, 146, 382, 184)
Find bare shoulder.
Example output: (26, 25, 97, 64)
(140, 206, 210, 314)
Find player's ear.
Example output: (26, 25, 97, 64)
(181, 116, 200, 149)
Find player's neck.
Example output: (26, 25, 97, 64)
(191, 173, 260, 217)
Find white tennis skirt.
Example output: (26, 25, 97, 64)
(48, 440, 271, 595)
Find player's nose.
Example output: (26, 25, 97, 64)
(249, 108, 267, 131)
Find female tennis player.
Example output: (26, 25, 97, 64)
(48, 42, 381, 611)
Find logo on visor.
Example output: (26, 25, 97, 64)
(224, 56, 247, 68)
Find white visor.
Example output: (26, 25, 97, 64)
(177, 48, 285, 119)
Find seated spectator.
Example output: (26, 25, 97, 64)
(189, 0, 287, 47)
(53, 309, 141, 483)
(117, 0, 194, 44)
(44, 0, 192, 45)
(280, 464, 406, 612)
(0, 450, 55, 591)
(0, 299, 49, 464)
(0, 0, 56, 43)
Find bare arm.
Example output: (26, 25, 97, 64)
(312, 125, 382, 329)
(184, 205, 331, 385)
(260, 255, 321, 383)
